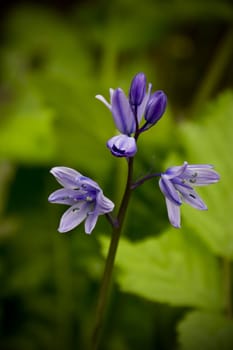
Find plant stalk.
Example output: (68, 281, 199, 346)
(91, 157, 134, 350)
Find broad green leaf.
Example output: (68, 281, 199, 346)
(177, 310, 233, 350)
(100, 229, 224, 309)
(179, 91, 233, 258)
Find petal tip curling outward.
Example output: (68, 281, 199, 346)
(95, 94, 112, 110)
(107, 134, 137, 158)
(50, 166, 82, 188)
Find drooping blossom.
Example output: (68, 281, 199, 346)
(159, 162, 220, 228)
(96, 87, 138, 157)
(107, 134, 137, 158)
(48, 167, 114, 234)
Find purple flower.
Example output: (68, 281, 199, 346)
(96, 88, 136, 134)
(96, 88, 137, 157)
(48, 167, 114, 234)
(107, 134, 137, 157)
(96, 73, 168, 158)
(95, 73, 152, 157)
(159, 162, 220, 228)
(96, 80, 152, 132)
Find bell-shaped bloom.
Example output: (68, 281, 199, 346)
(142, 90, 167, 131)
(159, 162, 220, 228)
(48, 167, 114, 234)
(107, 134, 137, 157)
(129, 72, 147, 107)
(96, 88, 135, 134)
(96, 88, 137, 157)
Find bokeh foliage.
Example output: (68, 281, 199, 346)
(0, 0, 233, 349)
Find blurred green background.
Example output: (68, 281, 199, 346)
(0, 0, 233, 349)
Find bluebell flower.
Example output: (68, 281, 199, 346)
(96, 88, 138, 133)
(48, 167, 114, 234)
(159, 162, 220, 228)
(107, 134, 137, 157)
(96, 88, 137, 157)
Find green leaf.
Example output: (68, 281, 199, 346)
(100, 229, 224, 309)
(0, 97, 56, 164)
(179, 91, 233, 258)
(177, 310, 233, 350)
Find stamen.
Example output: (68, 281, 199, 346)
(189, 172, 198, 184)
(189, 178, 196, 184)
(72, 207, 80, 212)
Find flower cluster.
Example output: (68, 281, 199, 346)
(96, 72, 167, 157)
(48, 73, 220, 233)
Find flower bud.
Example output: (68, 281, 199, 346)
(107, 134, 137, 158)
(129, 72, 147, 107)
(144, 90, 167, 128)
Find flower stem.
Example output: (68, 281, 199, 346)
(131, 172, 161, 189)
(91, 157, 134, 350)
